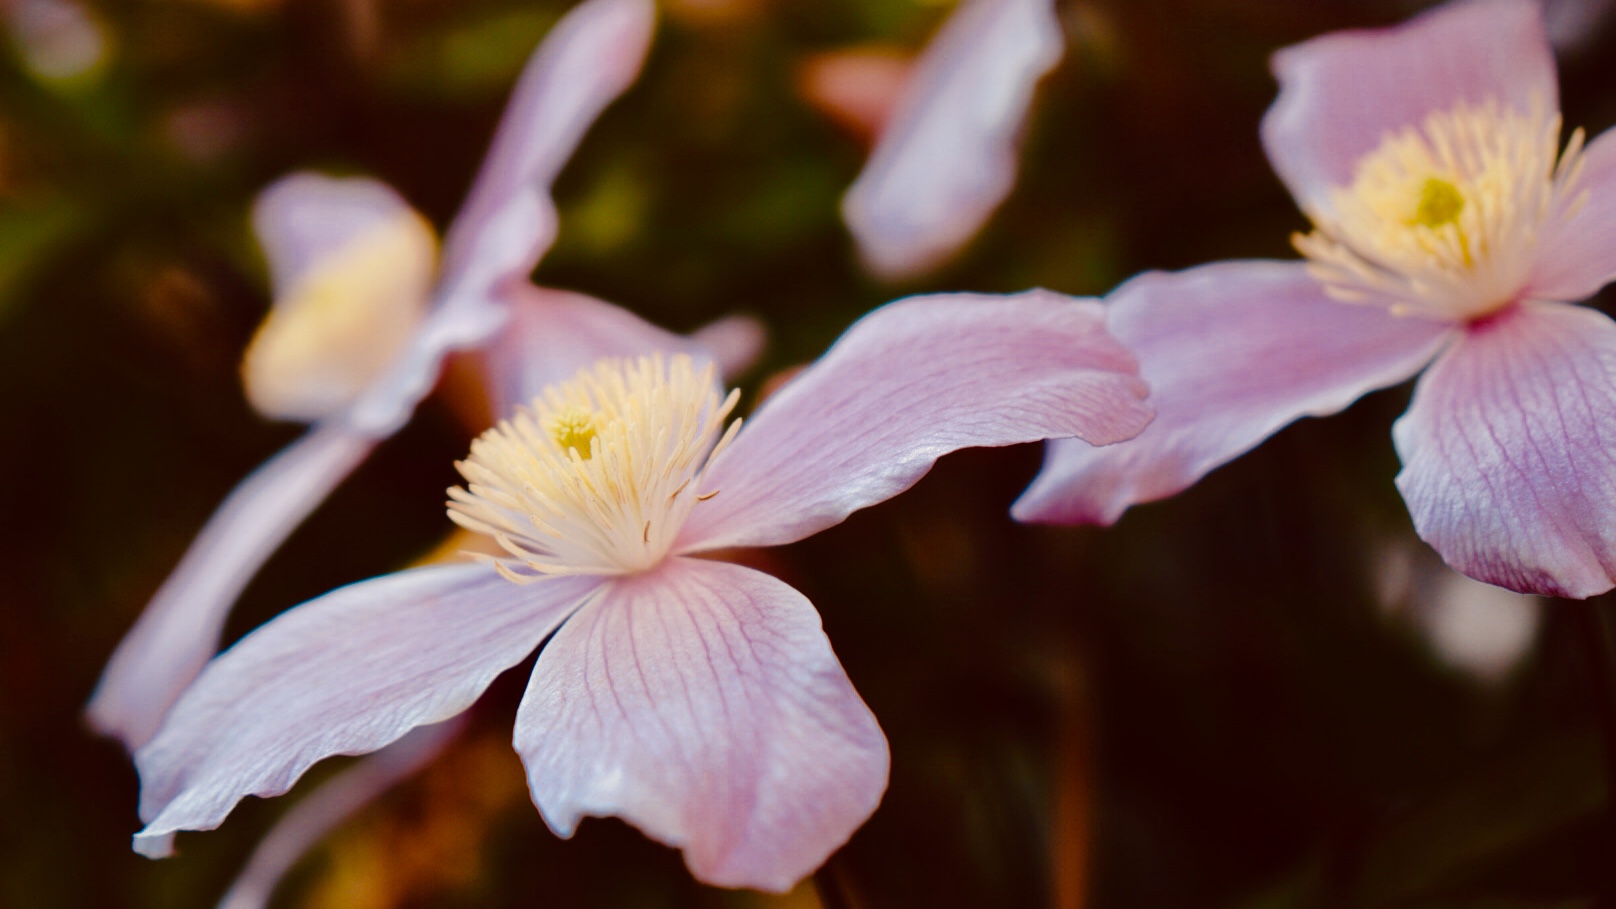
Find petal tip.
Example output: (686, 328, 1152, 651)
(132, 829, 176, 860)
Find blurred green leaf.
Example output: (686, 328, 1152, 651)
(1350, 734, 1603, 906)
(0, 199, 83, 327)
(387, 7, 563, 100)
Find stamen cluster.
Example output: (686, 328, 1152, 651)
(448, 354, 742, 578)
(1295, 97, 1587, 321)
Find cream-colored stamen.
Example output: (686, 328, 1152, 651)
(1294, 97, 1586, 321)
(447, 354, 742, 579)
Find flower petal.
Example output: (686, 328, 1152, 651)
(676, 290, 1153, 552)
(216, 719, 462, 909)
(133, 565, 602, 856)
(1261, 0, 1557, 215)
(481, 286, 764, 418)
(1393, 300, 1616, 598)
(688, 312, 767, 382)
(841, 0, 1061, 280)
(1012, 261, 1455, 525)
(1526, 126, 1616, 302)
(516, 557, 887, 892)
(437, 0, 654, 299)
(250, 173, 419, 301)
(1542, 0, 1616, 53)
(344, 0, 655, 436)
(87, 425, 373, 750)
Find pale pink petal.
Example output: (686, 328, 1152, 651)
(516, 557, 886, 892)
(215, 719, 463, 909)
(87, 425, 373, 750)
(1542, 0, 1616, 53)
(250, 173, 416, 299)
(133, 566, 603, 856)
(841, 0, 1061, 280)
(1526, 126, 1616, 302)
(1261, 0, 1557, 215)
(677, 290, 1152, 553)
(1013, 261, 1455, 526)
(437, 0, 655, 298)
(481, 286, 764, 418)
(1393, 300, 1616, 598)
(688, 312, 767, 381)
(344, 0, 654, 436)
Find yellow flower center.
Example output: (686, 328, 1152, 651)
(1294, 98, 1587, 321)
(241, 209, 438, 422)
(1411, 177, 1465, 230)
(546, 408, 599, 459)
(447, 354, 742, 578)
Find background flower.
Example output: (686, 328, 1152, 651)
(1014, 0, 1616, 599)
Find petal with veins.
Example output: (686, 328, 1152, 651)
(1261, 0, 1557, 217)
(87, 425, 373, 751)
(133, 566, 602, 856)
(842, 0, 1061, 280)
(676, 290, 1152, 553)
(1527, 126, 1616, 303)
(1012, 261, 1455, 525)
(516, 557, 886, 892)
(1394, 300, 1616, 598)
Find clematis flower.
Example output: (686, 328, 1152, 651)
(86, 0, 669, 751)
(204, 287, 761, 909)
(841, 0, 1062, 281)
(129, 291, 1153, 891)
(1013, 0, 1616, 599)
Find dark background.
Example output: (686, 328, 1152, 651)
(4, 0, 1616, 906)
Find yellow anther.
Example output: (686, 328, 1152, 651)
(546, 408, 599, 458)
(1411, 177, 1465, 229)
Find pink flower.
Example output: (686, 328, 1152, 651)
(1013, 0, 1616, 599)
(84, 0, 767, 754)
(841, 0, 1062, 281)
(129, 291, 1152, 891)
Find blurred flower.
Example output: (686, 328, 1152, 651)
(841, 0, 1063, 281)
(87, 0, 663, 752)
(1375, 540, 1541, 682)
(797, 46, 913, 144)
(129, 291, 1152, 891)
(1541, 0, 1615, 53)
(161, 100, 250, 165)
(4, 0, 108, 83)
(1014, 0, 1616, 599)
